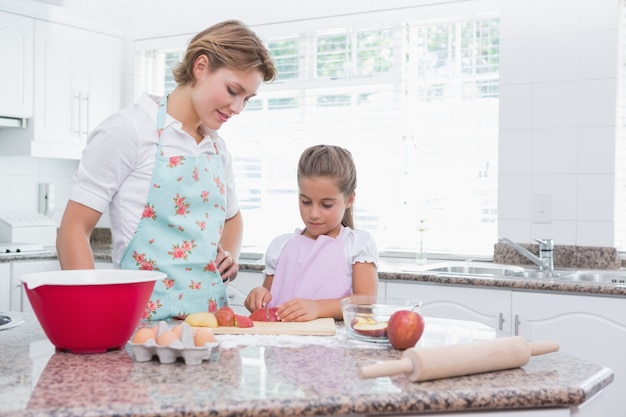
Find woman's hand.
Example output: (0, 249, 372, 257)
(245, 287, 272, 312)
(216, 244, 238, 282)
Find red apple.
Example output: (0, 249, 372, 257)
(249, 307, 279, 322)
(350, 317, 388, 338)
(214, 306, 236, 327)
(235, 314, 254, 328)
(387, 310, 425, 350)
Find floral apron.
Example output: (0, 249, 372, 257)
(268, 229, 351, 307)
(120, 95, 228, 321)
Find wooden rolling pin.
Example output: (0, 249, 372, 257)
(358, 336, 559, 382)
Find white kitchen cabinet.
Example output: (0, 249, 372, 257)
(513, 292, 626, 416)
(385, 281, 623, 416)
(0, 263, 11, 311)
(227, 270, 265, 315)
(10, 259, 60, 313)
(385, 281, 513, 333)
(0, 19, 122, 159)
(31, 20, 121, 158)
(404, 409, 570, 417)
(0, 11, 33, 120)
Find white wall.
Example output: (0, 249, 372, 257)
(498, 0, 620, 247)
(0, 156, 78, 225)
(2, 0, 622, 248)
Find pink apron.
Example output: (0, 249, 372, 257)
(268, 229, 351, 307)
(120, 95, 228, 320)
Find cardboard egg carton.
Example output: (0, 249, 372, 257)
(129, 321, 220, 365)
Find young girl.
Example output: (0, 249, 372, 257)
(245, 144, 379, 321)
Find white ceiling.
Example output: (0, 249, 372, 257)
(26, 0, 485, 41)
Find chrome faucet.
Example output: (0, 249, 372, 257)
(499, 237, 554, 272)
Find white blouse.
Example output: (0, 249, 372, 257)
(263, 226, 379, 277)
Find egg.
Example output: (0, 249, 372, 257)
(132, 326, 158, 344)
(171, 323, 184, 338)
(194, 328, 215, 346)
(156, 329, 179, 346)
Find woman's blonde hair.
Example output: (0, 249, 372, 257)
(297, 145, 358, 229)
(173, 20, 277, 85)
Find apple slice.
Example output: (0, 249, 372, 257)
(249, 307, 279, 322)
(351, 317, 388, 338)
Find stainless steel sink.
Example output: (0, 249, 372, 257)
(418, 262, 525, 277)
(417, 261, 626, 285)
(511, 271, 563, 280)
(556, 271, 626, 285)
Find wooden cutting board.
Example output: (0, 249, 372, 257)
(196, 317, 336, 336)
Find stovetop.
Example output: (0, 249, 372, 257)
(0, 242, 46, 254)
(0, 312, 25, 330)
(0, 242, 55, 258)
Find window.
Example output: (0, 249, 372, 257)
(134, 11, 500, 258)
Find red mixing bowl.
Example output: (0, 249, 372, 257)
(20, 269, 165, 354)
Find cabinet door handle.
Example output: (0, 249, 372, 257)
(81, 93, 89, 136)
(514, 314, 520, 335)
(73, 94, 81, 134)
(498, 312, 504, 331)
(228, 293, 235, 299)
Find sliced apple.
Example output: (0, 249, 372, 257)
(351, 317, 388, 338)
(249, 307, 278, 322)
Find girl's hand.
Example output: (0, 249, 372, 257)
(245, 287, 271, 312)
(216, 244, 238, 282)
(276, 298, 320, 322)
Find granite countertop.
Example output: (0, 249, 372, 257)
(377, 262, 626, 297)
(4, 247, 626, 297)
(242, 259, 626, 297)
(0, 312, 613, 417)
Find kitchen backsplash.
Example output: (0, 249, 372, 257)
(90, 228, 113, 249)
(494, 242, 621, 270)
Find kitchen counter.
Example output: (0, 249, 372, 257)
(0, 312, 613, 417)
(379, 262, 626, 297)
(240, 259, 626, 297)
(5, 248, 626, 297)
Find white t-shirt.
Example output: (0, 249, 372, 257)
(263, 226, 379, 277)
(69, 93, 239, 266)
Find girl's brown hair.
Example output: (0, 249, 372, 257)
(173, 20, 277, 85)
(297, 145, 357, 229)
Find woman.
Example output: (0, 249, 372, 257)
(56, 20, 277, 320)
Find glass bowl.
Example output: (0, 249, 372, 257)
(341, 296, 422, 343)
